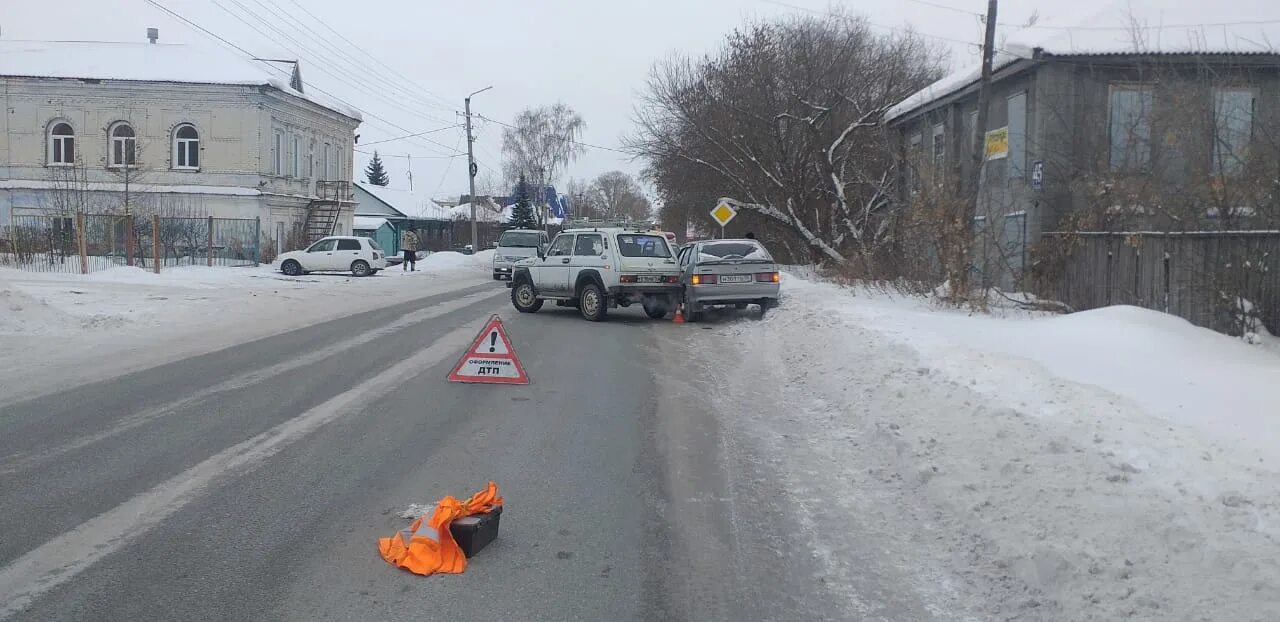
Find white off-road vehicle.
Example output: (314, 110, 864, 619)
(508, 227, 680, 321)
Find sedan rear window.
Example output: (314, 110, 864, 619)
(499, 232, 542, 248)
(617, 234, 671, 258)
(367, 239, 383, 252)
(698, 241, 772, 262)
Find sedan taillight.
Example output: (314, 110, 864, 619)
(691, 274, 718, 285)
(756, 272, 780, 283)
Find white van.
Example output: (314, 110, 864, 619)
(491, 229, 549, 280)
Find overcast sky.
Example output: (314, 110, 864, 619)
(2, 0, 1116, 203)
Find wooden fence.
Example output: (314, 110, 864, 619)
(1034, 231, 1280, 335)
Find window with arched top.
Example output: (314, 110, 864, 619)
(173, 124, 199, 169)
(48, 122, 75, 166)
(109, 123, 136, 167)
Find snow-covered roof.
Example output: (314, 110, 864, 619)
(355, 182, 453, 220)
(449, 201, 505, 222)
(450, 202, 564, 225)
(0, 40, 361, 121)
(885, 0, 1280, 122)
(353, 216, 389, 230)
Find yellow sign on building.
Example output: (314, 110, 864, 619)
(985, 127, 1009, 160)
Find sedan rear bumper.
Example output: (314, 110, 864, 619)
(687, 282, 780, 306)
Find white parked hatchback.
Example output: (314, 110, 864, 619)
(277, 236, 387, 277)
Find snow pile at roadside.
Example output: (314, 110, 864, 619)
(690, 274, 1280, 620)
(802, 279, 1280, 454)
(417, 249, 493, 273)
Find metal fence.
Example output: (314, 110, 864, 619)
(1035, 231, 1280, 335)
(1, 212, 260, 274)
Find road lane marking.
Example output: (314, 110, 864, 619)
(0, 288, 503, 475)
(0, 315, 489, 619)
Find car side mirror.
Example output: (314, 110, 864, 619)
(537, 248, 546, 259)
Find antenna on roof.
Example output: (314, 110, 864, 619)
(147, 28, 158, 44)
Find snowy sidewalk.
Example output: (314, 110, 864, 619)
(0, 251, 495, 404)
(684, 275, 1280, 620)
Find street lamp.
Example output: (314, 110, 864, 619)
(465, 86, 492, 254)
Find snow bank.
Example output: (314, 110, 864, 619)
(417, 249, 493, 272)
(809, 280, 1280, 454)
(681, 273, 1280, 619)
(0, 261, 491, 404)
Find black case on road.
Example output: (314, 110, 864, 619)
(450, 505, 502, 558)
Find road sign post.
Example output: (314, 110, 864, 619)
(710, 202, 737, 239)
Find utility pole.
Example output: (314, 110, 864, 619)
(969, 0, 999, 178)
(464, 86, 492, 253)
(959, 0, 999, 293)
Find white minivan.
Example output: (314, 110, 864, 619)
(277, 236, 386, 277)
(492, 229, 549, 280)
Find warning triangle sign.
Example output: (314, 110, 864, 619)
(448, 315, 529, 385)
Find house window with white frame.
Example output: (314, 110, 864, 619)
(307, 139, 315, 178)
(109, 122, 137, 167)
(291, 136, 301, 178)
(1212, 87, 1254, 178)
(48, 122, 75, 166)
(272, 130, 285, 176)
(323, 142, 332, 180)
(173, 124, 199, 170)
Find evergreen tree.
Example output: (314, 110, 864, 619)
(507, 173, 539, 230)
(363, 151, 390, 186)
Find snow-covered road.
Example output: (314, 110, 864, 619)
(673, 276, 1280, 620)
(5, 253, 1278, 619)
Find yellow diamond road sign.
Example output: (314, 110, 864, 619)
(711, 202, 737, 227)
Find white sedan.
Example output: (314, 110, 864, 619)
(277, 236, 386, 277)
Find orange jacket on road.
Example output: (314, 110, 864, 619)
(378, 481, 503, 576)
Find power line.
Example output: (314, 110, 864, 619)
(1013, 18, 1280, 32)
(901, 0, 983, 18)
(359, 124, 463, 148)
(144, 0, 465, 158)
(475, 114, 631, 154)
(433, 134, 467, 198)
(281, 0, 460, 112)
(247, 0, 458, 120)
(210, 0, 456, 133)
(354, 148, 462, 159)
(758, 0, 983, 48)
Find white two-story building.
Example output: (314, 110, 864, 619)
(0, 35, 362, 252)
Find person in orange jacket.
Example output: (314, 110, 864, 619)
(378, 481, 502, 576)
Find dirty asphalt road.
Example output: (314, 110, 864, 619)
(0, 281, 843, 621)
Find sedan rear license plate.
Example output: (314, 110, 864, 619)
(719, 274, 753, 283)
(637, 275, 664, 283)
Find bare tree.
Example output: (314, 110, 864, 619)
(501, 103, 586, 223)
(563, 177, 599, 220)
(628, 11, 943, 266)
(589, 171, 651, 222)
